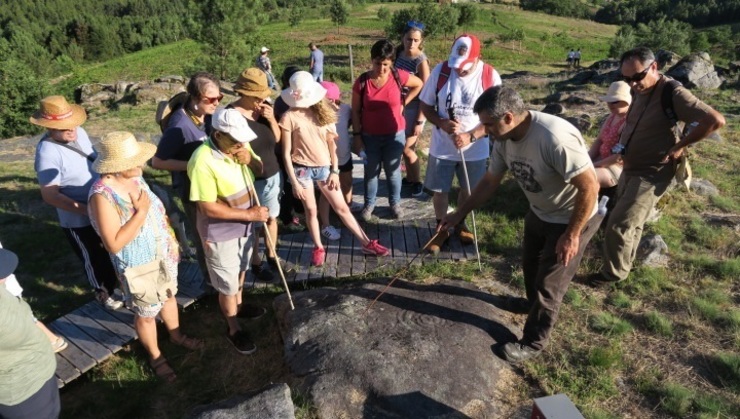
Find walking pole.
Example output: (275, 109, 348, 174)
(459, 149, 483, 272)
(364, 230, 443, 314)
(243, 171, 296, 310)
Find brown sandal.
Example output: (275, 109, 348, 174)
(150, 356, 177, 383)
(170, 334, 205, 350)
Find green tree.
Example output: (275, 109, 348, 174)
(0, 56, 46, 138)
(329, 0, 349, 28)
(455, 3, 477, 30)
(288, 7, 303, 27)
(194, 0, 261, 79)
(377, 6, 390, 21)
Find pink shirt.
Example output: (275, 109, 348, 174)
(597, 113, 626, 160)
(352, 69, 410, 135)
(280, 108, 337, 167)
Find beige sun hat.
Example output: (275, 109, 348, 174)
(92, 131, 157, 174)
(234, 68, 272, 99)
(29, 95, 87, 130)
(600, 81, 632, 105)
(281, 71, 327, 108)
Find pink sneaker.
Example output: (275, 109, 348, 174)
(362, 240, 390, 257)
(311, 247, 326, 266)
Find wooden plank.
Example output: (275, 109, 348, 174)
(323, 228, 340, 279)
(433, 220, 453, 261)
(54, 353, 80, 387)
(283, 232, 305, 283)
(403, 220, 422, 266)
(416, 220, 434, 265)
(448, 230, 466, 261)
(101, 305, 137, 328)
(63, 308, 128, 353)
(47, 321, 98, 374)
(362, 221, 379, 275)
(78, 302, 137, 343)
(376, 222, 396, 270)
(390, 221, 407, 263)
(293, 233, 312, 284)
(350, 224, 365, 277)
(54, 313, 113, 361)
(336, 224, 353, 278)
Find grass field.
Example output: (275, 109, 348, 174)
(2, 2, 739, 418)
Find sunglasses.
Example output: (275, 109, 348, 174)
(406, 20, 425, 31)
(622, 62, 653, 83)
(201, 94, 224, 105)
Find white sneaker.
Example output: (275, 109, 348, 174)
(103, 296, 123, 311)
(321, 225, 341, 241)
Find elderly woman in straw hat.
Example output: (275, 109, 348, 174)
(280, 71, 390, 268)
(88, 132, 203, 383)
(30, 95, 122, 311)
(229, 68, 284, 281)
(588, 81, 632, 188)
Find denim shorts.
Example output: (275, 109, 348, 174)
(424, 155, 488, 193)
(254, 171, 282, 222)
(293, 165, 330, 189)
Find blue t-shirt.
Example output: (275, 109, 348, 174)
(34, 127, 97, 228)
(154, 107, 211, 201)
(310, 49, 324, 74)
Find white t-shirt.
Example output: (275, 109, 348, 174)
(488, 111, 596, 224)
(419, 60, 502, 161)
(335, 103, 352, 166)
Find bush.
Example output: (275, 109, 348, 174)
(0, 58, 46, 138)
(385, 4, 460, 41)
(377, 6, 390, 21)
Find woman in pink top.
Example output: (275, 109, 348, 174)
(588, 81, 631, 188)
(280, 71, 390, 267)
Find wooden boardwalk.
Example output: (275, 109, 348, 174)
(51, 158, 477, 387)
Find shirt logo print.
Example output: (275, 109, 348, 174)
(510, 161, 542, 193)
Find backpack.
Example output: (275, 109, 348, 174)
(435, 61, 496, 110)
(358, 67, 407, 111)
(155, 91, 189, 133)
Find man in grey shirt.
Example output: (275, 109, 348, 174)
(309, 43, 324, 82)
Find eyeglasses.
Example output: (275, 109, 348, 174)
(201, 94, 224, 105)
(406, 21, 425, 31)
(622, 62, 654, 83)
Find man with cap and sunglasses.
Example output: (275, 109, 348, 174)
(588, 47, 725, 288)
(30, 95, 122, 311)
(187, 108, 269, 355)
(0, 249, 60, 419)
(418, 34, 502, 255)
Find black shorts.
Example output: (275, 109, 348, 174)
(338, 158, 353, 173)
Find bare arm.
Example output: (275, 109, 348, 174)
(439, 171, 505, 231)
(403, 74, 423, 106)
(196, 200, 268, 223)
(556, 169, 599, 266)
(151, 156, 188, 172)
(281, 126, 307, 201)
(593, 153, 622, 168)
(89, 191, 149, 254)
(420, 102, 458, 135)
(40, 184, 87, 215)
(665, 108, 726, 161)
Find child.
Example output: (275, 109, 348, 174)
(280, 72, 390, 267)
(317, 81, 363, 241)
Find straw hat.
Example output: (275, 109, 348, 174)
(281, 71, 327, 108)
(29, 96, 87, 130)
(234, 68, 272, 99)
(600, 81, 632, 105)
(92, 131, 157, 174)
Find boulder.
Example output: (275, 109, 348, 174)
(588, 59, 620, 71)
(655, 50, 682, 70)
(666, 52, 723, 89)
(729, 61, 740, 73)
(274, 280, 520, 419)
(541, 103, 565, 115)
(77, 83, 116, 107)
(187, 383, 295, 419)
(156, 75, 186, 84)
(637, 234, 669, 267)
(569, 70, 599, 85)
(690, 178, 719, 196)
(130, 82, 186, 105)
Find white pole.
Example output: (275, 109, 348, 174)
(459, 149, 482, 272)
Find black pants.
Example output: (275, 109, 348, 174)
(521, 211, 602, 349)
(62, 225, 118, 295)
(0, 375, 60, 419)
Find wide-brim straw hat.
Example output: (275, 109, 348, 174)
(281, 71, 327, 108)
(234, 68, 272, 99)
(29, 95, 87, 130)
(600, 81, 632, 105)
(93, 131, 157, 174)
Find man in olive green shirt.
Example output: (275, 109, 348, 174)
(0, 249, 60, 418)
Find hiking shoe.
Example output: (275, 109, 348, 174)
(97, 290, 123, 311)
(311, 247, 326, 267)
(226, 329, 257, 355)
(267, 257, 295, 275)
(425, 229, 450, 255)
(505, 296, 531, 314)
(362, 240, 390, 257)
(586, 273, 619, 289)
(349, 201, 364, 213)
(321, 225, 341, 241)
(51, 336, 68, 353)
(360, 206, 374, 222)
(237, 303, 267, 320)
(391, 204, 404, 220)
(411, 182, 424, 197)
(456, 225, 475, 245)
(499, 342, 541, 363)
(251, 262, 275, 282)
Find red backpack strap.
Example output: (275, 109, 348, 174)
(482, 63, 495, 90)
(435, 61, 452, 109)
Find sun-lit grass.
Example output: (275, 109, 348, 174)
(644, 310, 674, 337)
(589, 312, 633, 337)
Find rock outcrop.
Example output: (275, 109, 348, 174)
(666, 52, 724, 89)
(187, 383, 295, 419)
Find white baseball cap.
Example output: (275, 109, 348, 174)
(211, 108, 257, 143)
(448, 34, 481, 72)
(260, 46, 270, 53)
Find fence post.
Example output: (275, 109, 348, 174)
(348, 44, 355, 83)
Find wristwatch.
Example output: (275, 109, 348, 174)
(468, 132, 477, 143)
(330, 168, 340, 175)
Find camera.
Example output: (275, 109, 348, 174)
(611, 143, 626, 155)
